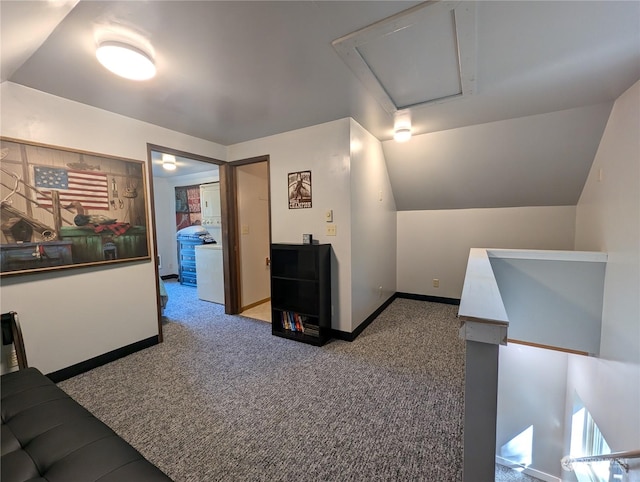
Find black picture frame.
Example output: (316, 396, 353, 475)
(288, 170, 312, 209)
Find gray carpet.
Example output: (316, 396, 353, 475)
(495, 464, 544, 482)
(59, 281, 468, 481)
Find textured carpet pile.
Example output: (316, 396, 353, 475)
(60, 281, 466, 481)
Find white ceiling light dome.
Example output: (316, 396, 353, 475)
(393, 109, 412, 142)
(162, 154, 177, 171)
(394, 127, 412, 143)
(96, 40, 156, 81)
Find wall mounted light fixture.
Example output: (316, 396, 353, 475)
(162, 154, 177, 171)
(96, 40, 156, 81)
(394, 110, 412, 142)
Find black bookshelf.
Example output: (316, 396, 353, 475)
(270, 243, 331, 346)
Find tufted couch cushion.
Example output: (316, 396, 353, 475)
(1, 367, 172, 482)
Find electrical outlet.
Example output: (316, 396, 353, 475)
(241, 224, 249, 235)
(433, 279, 440, 288)
(326, 224, 337, 236)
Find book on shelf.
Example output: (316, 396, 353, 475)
(279, 310, 298, 332)
(303, 325, 320, 337)
(279, 311, 289, 330)
(294, 312, 303, 332)
(278, 311, 321, 337)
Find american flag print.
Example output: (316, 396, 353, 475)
(34, 166, 109, 210)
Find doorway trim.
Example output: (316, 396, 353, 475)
(225, 155, 271, 315)
(146, 144, 225, 340)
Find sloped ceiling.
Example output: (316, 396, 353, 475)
(383, 103, 613, 210)
(1, 1, 639, 210)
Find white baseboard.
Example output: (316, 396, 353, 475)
(496, 456, 561, 482)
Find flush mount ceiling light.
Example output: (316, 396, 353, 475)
(162, 154, 177, 171)
(394, 110, 412, 142)
(96, 41, 156, 81)
(394, 127, 412, 143)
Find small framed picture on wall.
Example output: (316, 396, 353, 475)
(288, 170, 312, 209)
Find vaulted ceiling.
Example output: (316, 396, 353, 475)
(2, 1, 639, 210)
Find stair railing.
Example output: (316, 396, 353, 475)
(561, 449, 640, 474)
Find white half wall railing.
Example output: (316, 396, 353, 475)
(457, 248, 608, 482)
(458, 248, 510, 482)
(460, 248, 607, 355)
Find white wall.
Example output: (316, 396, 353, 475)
(228, 119, 353, 332)
(572, 80, 640, 453)
(397, 206, 576, 299)
(154, 170, 219, 277)
(494, 82, 640, 480)
(236, 162, 270, 308)
(497, 344, 568, 480)
(489, 257, 605, 355)
(0, 83, 226, 374)
(349, 119, 397, 330)
(153, 177, 175, 276)
(575, 79, 640, 365)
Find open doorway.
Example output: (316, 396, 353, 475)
(147, 144, 227, 337)
(234, 160, 270, 322)
(147, 145, 271, 334)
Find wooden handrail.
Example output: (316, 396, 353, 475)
(507, 338, 591, 356)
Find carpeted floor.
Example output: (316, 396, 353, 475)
(59, 281, 466, 481)
(496, 464, 542, 482)
(495, 464, 544, 482)
(59, 281, 537, 482)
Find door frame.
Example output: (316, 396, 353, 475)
(146, 144, 225, 340)
(224, 155, 271, 315)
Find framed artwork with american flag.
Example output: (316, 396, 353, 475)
(0, 137, 151, 276)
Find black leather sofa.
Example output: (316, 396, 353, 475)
(1, 367, 173, 482)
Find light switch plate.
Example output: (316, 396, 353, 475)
(325, 209, 333, 222)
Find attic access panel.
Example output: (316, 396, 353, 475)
(332, 1, 476, 114)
